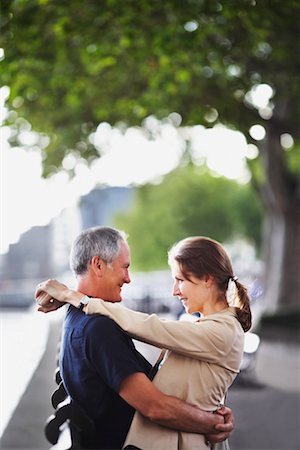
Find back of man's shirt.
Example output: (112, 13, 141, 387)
(60, 305, 151, 449)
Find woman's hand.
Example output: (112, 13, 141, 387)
(35, 279, 69, 302)
(35, 278, 85, 312)
(35, 279, 70, 313)
(36, 290, 64, 313)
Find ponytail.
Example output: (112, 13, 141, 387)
(231, 278, 252, 332)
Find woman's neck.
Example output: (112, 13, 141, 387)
(202, 299, 228, 316)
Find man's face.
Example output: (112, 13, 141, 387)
(98, 240, 131, 302)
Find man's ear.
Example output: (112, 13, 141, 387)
(90, 256, 105, 276)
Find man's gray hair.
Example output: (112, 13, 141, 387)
(70, 226, 128, 276)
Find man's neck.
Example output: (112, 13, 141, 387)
(76, 278, 102, 299)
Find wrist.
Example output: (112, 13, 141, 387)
(64, 289, 83, 307)
(78, 295, 90, 311)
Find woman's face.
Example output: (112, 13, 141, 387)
(171, 261, 207, 314)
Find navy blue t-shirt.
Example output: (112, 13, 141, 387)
(60, 305, 152, 449)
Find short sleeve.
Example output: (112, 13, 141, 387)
(85, 316, 150, 393)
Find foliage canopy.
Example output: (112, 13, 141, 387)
(1, 0, 299, 176)
(115, 165, 263, 271)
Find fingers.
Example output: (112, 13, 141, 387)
(35, 280, 49, 299)
(36, 294, 63, 313)
(35, 286, 43, 299)
(215, 406, 234, 427)
(205, 407, 234, 444)
(35, 278, 69, 303)
(215, 405, 230, 416)
(36, 291, 52, 305)
(205, 430, 230, 444)
(37, 305, 51, 313)
(37, 302, 58, 313)
(208, 431, 230, 443)
(35, 279, 67, 314)
(213, 407, 234, 433)
(214, 421, 233, 432)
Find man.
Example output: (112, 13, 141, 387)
(36, 226, 234, 449)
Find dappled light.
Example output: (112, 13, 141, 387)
(280, 133, 294, 150)
(249, 124, 266, 141)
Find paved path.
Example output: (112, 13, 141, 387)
(255, 341, 300, 392)
(0, 319, 62, 450)
(228, 381, 300, 450)
(1, 321, 299, 450)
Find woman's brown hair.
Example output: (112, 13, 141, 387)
(168, 236, 252, 332)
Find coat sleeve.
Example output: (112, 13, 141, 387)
(85, 299, 239, 364)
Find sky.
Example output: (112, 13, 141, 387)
(1, 120, 258, 255)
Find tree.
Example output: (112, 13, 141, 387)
(1, 0, 299, 310)
(115, 165, 263, 271)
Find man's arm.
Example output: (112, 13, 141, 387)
(36, 283, 234, 442)
(119, 372, 233, 442)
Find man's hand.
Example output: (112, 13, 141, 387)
(205, 406, 234, 444)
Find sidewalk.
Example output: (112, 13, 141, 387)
(1, 321, 299, 450)
(228, 336, 300, 450)
(0, 319, 62, 450)
(255, 340, 300, 392)
(228, 383, 300, 450)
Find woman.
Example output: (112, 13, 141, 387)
(36, 236, 251, 450)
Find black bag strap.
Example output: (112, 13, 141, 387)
(148, 349, 167, 381)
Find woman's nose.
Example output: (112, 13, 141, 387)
(172, 282, 180, 297)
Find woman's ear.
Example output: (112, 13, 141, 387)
(205, 275, 214, 287)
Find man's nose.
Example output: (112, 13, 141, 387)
(124, 271, 131, 284)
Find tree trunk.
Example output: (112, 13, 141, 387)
(259, 123, 300, 312)
(262, 208, 300, 312)
(278, 208, 300, 307)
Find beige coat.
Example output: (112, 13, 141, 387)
(86, 300, 244, 450)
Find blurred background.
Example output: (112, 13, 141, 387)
(0, 1, 299, 449)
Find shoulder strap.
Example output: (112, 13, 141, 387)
(148, 349, 167, 381)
